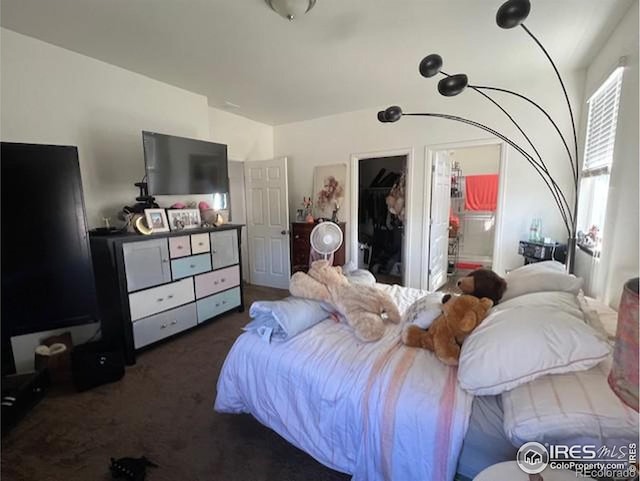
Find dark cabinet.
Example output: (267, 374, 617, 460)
(291, 222, 346, 273)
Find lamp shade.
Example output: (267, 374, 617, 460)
(419, 54, 443, 78)
(608, 277, 639, 411)
(496, 0, 531, 29)
(437, 74, 468, 97)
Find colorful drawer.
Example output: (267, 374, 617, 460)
(194, 265, 240, 299)
(132, 303, 197, 349)
(128, 278, 194, 321)
(171, 254, 212, 280)
(190, 233, 210, 255)
(196, 287, 241, 323)
(169, 236, 191, 258)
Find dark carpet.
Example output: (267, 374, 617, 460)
(1, 285, 351, 481)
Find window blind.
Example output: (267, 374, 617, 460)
(583, 67, 624, 173)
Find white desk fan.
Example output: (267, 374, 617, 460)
(310, 221, 343, 259)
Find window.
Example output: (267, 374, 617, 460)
(577, 67, 624, 254)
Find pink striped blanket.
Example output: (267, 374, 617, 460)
(215, 284, 473, 481)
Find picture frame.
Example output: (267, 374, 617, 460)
(167, 208, 202, 231)
(313, 163, 347, 219)
(144, 208, 170, 233)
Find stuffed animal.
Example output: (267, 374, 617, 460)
(456, 268, 507, 304)
(290, 260, 401, 342)
(401, 294, 493, 366)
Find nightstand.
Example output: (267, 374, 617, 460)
(474, 462, 595, 481)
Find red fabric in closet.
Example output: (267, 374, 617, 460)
(465, 174, 498, 211)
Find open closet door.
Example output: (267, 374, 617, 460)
(428, 151, 452, 292)
(244, 158, 291, 289)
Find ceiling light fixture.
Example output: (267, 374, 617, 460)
(265, 0, 316, 21)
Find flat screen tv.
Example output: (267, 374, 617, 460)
(142, 131, 229, 195)
(1, 142, 98, 374)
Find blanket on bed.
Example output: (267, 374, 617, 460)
(244, 297, 332, 342)
(215, 284, 474, 481)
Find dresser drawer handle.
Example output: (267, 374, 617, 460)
(162, 258, 169, 264)
(295, 235, 299, 239)
(214, 281, 219, 285)
(177, 245, 183, 249)
(221, 278, 226, 282)
(215, 303, 220, 307)
(157, 298, 164, 302)
(222, 300, 226, 305)
(167, 294, 174, 299)
(161, 323, 167, 329)
(190, 264, 196, 268)
(198, 242, 204, 246)
(170, 320, 177, 325)
(212, 250, 217, 254)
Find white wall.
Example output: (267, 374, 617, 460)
(209, 108, 273, 162)
(275, 73, 584, 288)
(1, 28, 212, 228)
(1, 28, 273, 370)
(575, 1, 639, 308)
(451, 144, 501, 175)
(1, 29, 275, 229)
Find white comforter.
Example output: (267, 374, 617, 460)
(215, 284, 473, 481)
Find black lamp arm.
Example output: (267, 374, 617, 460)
(470, 84, 578, 189)
(439, 72, 575, 227)
(439, 70, 577, 192)
(521, 24, 579, 184)
(404, 112, 572, 236)
(472, 88, 574, 227)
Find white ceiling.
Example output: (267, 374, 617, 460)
(0, 0, 633, 125)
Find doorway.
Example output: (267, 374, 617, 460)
(243, 157, 291, 289)
(424, 140, 506, 292)
(354, 154, 408, 285)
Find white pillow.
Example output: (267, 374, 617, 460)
(508, 260, 566, 276)
(493, 291, 584, 319)
(458, 306, 611, 395)
(502, 357, 639, 447)
(502, 268, 583, 302)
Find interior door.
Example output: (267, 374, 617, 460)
(428, 151, 452, 292)
(244, 158, 291, 289)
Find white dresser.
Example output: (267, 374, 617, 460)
(90, 225, 244, 364)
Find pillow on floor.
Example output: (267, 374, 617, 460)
(458, 305, 610, 395)
(501, 265, 582, 302)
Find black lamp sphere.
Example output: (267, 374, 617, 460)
(383, 106, 403, 123)
(496, 0, 531, 29)
(419, 54, 443, 78)
(437, 74, 468, 97)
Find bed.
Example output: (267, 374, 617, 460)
(215, 280, 638, 481)
(216, 284, 475, 480)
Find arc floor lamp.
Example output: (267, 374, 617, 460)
(378, 0, 580, 273)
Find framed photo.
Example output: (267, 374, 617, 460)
(313, 163, 347, 219)
(144, 209, 169, 233)
(167, 208, 201, 231)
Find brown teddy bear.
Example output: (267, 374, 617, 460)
(456, 268, 507, 304)
(401, 294, 493, 365)
(290, 260, 401, 342)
